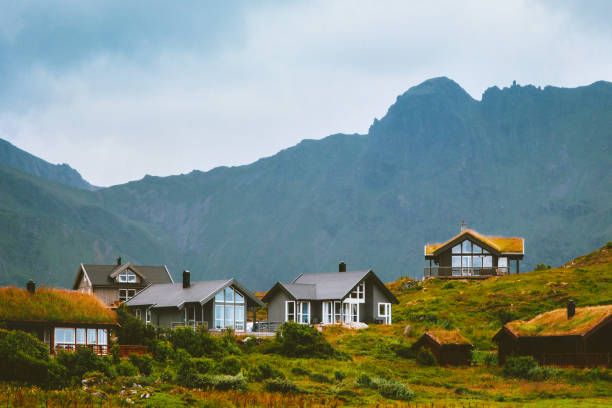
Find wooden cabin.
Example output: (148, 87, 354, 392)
(0, 281, 118, 355)
(411, 329, 473, 365)
(424, 222, 524, 279)
(493, 302, 612, 367)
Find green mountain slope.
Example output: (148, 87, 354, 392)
(0, 138, 96, 191)
(0, 165, 178, 287)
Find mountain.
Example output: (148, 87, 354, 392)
(0, 138, 97, 191)
(0, 78, 610, 290)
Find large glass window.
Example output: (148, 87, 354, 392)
(76, 328, 86, 344)
(54, 328, 75, 348)
(334, 301, 342, 323)
(285, 301, 295, 322)
(451, 240, 494, 276)
(349, 281, 365, 302)
(452, 244, 461, 254)
(297, 302, 310, 324)
(452, 256, 461, 276)
(323, 301, 333, 324)
(118, 270, 136, 283)
(214, 286, 245, 330)
(97, 329, 107, 345)
(343, 303, 358, 323)
(87, 328, 97, 344)
(119, 289, 136, 302)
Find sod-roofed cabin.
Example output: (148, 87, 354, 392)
(411, 330, 474, 365)
(72, 257, 173, 307)
(493, 302, 612, 367)
(424, 222, 524, 279)
(0, 281, 118, 355)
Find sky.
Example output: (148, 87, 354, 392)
(0, 0, 611, 187)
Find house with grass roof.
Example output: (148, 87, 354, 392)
(72, 257, 173, 307)
(0, 280, 118, 355)
(493, 302, 612, 367)
(411, 329, 474, 365)
(424, 221, 524, 279)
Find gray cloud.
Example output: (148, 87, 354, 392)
(0, 0, 611, 186)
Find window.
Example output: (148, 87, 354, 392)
(452, 244, 461, 254)
(483, 256, 493, 268)
(118, 270, 136, 283)
(349, 281, 365, 302)
(323, 301, 333, 324)
(97, 329, 107, 345)
(145, 309, 151, 324)
(54, 328, 75, 348)
(119, 289, 136, 302)
(87, 328, 97, 344)
(378, 303, 392, 325)
(343, 303, 358, 323)
(285, 301, 295, 322)
(462, 240, 471, 253)
(498, 257, 508, 273)
(297, 302, 310, 324)
(135, 309, 142, 320)
(186, 306, 195, 322)
(450, 240, 495, 276)
(76, 328, 86, 344)
(452, 256, 461, 276)
(214, 286, 245, 330)
(334, 301, 342, 323)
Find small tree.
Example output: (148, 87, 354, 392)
(274, 322, 336, 359)
(114, 304, 156, 346)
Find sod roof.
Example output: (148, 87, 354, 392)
(425, 329, 472, 346)
(0, 286, 117, 325)
(505, 305, 612, 337)
(425, 229, 524, 255)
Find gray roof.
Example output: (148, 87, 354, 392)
(278, 282, 316, 300)
(292, 270, 370, 299)
(77, 263, 173, 288)
(125, 278, 264, 309)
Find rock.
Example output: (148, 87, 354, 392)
(403, 324, 412, 336)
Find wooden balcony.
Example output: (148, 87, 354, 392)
(424, 267, 509, 279)
(54, 344, 148, 357)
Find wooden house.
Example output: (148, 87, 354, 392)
(493, 302, 612, 367)
(411, 330, 474, 365)
(72, 257, 173, 306)
(262, 262, 398, 329)
(424, 222, 524, 279)
(125, 271, 264, 331)
(0, 281, 118, 355)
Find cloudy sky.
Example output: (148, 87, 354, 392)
(1, 0, 611, 186)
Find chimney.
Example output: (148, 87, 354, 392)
(461, 220, 467, 232)
(567, 300, 576, 319)
(339, 262, 346, 273)
(182, 270, 191, 289)
(116, 257, 122, 266)
(26, 280, 36, 294)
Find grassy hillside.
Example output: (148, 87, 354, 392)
(385, 243, 612, 349)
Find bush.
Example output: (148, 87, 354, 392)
(218, 356, 241, 375)
(129, 353, 153, 376)
(390, 342, 414, 359)
(374, 379, 415, 401)
(249, 362, 284, 381)
(416, 348, 436, 366)
(115, 304, 156, 346)
(527, 365, 559, 381)
(264, 377, 302, 393)
(212, 373, 247, 391)
(309, 373, 331, 383)
(497, 309, 518, 325)
(169, 327, 228, 359)
(442, 282, 455, 289)
(356, 373, 372, 387)
(116, 360, 139, 377)
(334, 370, 346, 382)
(0, 329, 67, 388)
(471, 350, 497, 367)
(502, 356, 539, 379)
(160, 367, 176, 383)
(152, 340, 173, 363)
(194, 357, 215, 374)
(535, 263, 552, 271)
(290, 366, 311, 376)
(56, 347, 107, 382)
(274, 322, 339, 359)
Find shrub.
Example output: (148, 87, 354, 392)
(442, 282, 455, 289)
(274, 322, 338, 359)
(249, 362, 284, 381)
(497, 309, 518, 325)
(390, 342, 414, 359)
(152, 340, 173, 363)
(56, 347, 107, 382)
(374, 379, 415, 401)
(218, 356, 241, 375)
(116, 360, 139, 377)
(160, 367, 176, 383)
(129, 353, 153, 376)
(535, 263, 552, 271)
(502, 356, 539, 379)
(334, 370, 346, 382)
(356, 373, 372, 387)
(291, 366, 311, 376)
(0, 329, 67, 388)
(193, 357, 215, 374)
(115, 304, 156, 346)
(264, 377, 302, 393)
(527, 365, 559, 381)
(309, 373, 331, 383)
(471, 350, 497, 367)
(212, 373, 247, 391)
(416, 348, 436, 366)
(169, 327, 227, 358)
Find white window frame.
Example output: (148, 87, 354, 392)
(349, 281, 365, 302)
(296, 301, 310, 324)
(145, 309, 152, 324)
(118, 270, 137, 283)
(119, 289, 136, 302)
(285, 301, 296, 322)
(135, 309, 142, 320)
(378, 302, 392, 325)
(334, 301, 342, 323)
(322, 301, 334, 324)
(343, 301, 359, 323)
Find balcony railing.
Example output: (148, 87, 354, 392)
(424, 266, 509, 278)
(53, 344, 148, 357)
(252, 321, 283, 333)
(171, 320, 207, 329)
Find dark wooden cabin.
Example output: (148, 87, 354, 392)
(493, 303, 612, 367)
(424, 222, 524, 279)
(411, 329, 474, 365)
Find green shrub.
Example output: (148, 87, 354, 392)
(442, 282, 455, 289)
(152, 340, 173, 363)
(116, 360, 139, 377)
(160, 367, 176, 383)
(274, 322, 340, 359)
(374, 379, 415, 401)
(471, 350, 498, 367)
(497, 309, 518, 325)
(334, 370, 346, 382)
(264, 377, 302, 393)
(250, 362, 285, 381)
(390, 342, 414, 359)
(535, 263, 552, 271)
(574, 367, 612, 383)
(527, 365, 559, 381)
(502, 356, 539, 379)
(169, 326, 226, 358)
(193, 357, 215, 374)
(56, 347, 107, 382)
(218, 356, 241, 375)
(416, 348, 436, 366)
(290, 366, 311, 376)
(129, 353, 153, 376)
(0, 329, 67, 388)
(115, 304, 156, 346)
(212, 373, 247, 391)
(309, 373, 331, 383)
(356, 373, 372, 387)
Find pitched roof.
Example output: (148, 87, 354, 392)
(425, 229, 524, 256)
(502, 305, 612, 338)
(262, 270, 399, 303)
(425, 330, 472, 346)
(74, 263, 173, 288)
(125, 279, 264, 309)
(0, 286, 117, 325)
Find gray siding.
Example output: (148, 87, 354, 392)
(266, 289, 293, 322)
(370, 278, 393, 323)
